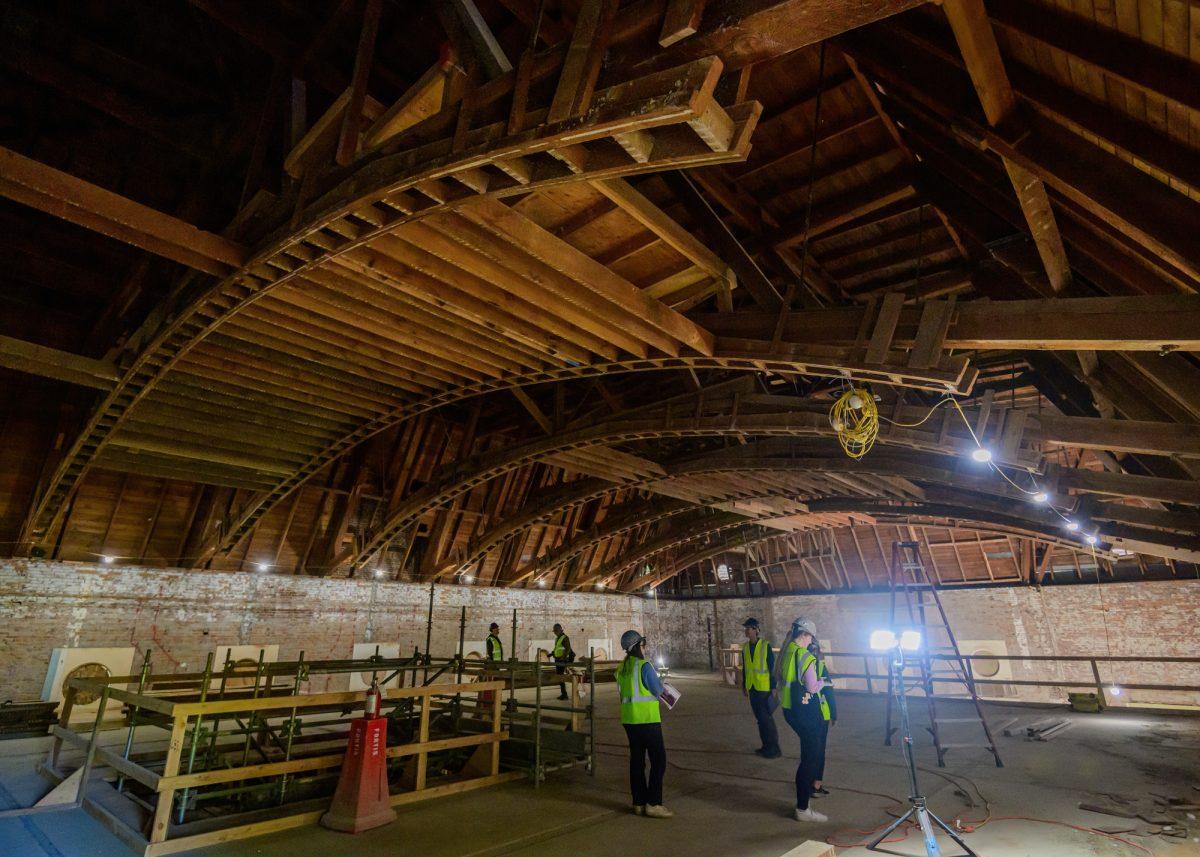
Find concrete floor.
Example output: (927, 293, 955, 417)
(2, 672, 1198, 856)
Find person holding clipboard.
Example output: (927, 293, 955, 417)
(616, 629, 679, 819)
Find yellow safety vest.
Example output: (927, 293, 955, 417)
(742, 639, 771, 692)
(487, 634, 503, 661)
(617, 656, 661, 725)
(816, 658, 832, 721)
(781, 645, 830, 719)
(553, 634, 567, 659)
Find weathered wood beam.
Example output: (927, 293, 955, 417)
(609, 0, 929, 76)
(446, 0, 514, 78)
(1033, 414, 1200, 459)
(942, 0, 1070, 293)
(0, 336, 120, 391)
(697, 294, 1200, 352)
(0, 148, 247, 276)
(841, 33, 1200, 289)
(659, 0, 707, 47)
(335, 0, 384, 165)
(547, 0, 619, 123)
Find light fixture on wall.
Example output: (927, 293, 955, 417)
(101, 555, 115, 565)
(461, 573, 475, 584)
(255, 562, 270, 572)
(595, 582, 605, 590)
(373, 568, 386, 579)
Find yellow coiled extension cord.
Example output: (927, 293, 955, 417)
(829, 387, 879, 459)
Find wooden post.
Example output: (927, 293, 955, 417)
(416, 689, 430, 790)
(151, 713, 188, 844)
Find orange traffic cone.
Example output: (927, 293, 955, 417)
(320, 681, 397, 833)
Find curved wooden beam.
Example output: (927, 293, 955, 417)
(200, 345, 976, 564)
(18, 54, 764, 551)
(345, 399, 1047, 576)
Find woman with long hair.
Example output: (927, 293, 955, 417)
(773, 618, 829, 823)
(616, 629, 672, 819)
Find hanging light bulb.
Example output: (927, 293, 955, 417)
(1065, 519, 1080, 532)
(971, 447, 993, 463)
(1032, 491, 1049, 504)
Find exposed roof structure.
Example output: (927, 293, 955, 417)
(2, 0, 1198, 596)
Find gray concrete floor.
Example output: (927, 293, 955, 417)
(2, 672, 1198, 856)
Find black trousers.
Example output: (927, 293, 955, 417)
(623, 722, 666, 807)
(554, 661, 567, 697)
(783, 705, 824, 810)
(814, 718, 829, 782)
(748, 689, 780, 753)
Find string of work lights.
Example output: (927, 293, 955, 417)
(828, 386, 1104, 549)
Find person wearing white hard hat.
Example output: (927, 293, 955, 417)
(616, 629, 672, 819)
(773, 618, 829, 824)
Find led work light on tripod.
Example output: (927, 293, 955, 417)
(866, 629, 978, 857)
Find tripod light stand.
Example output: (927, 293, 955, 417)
(867, 630, 978, 857)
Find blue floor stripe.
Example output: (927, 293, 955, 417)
(0, 779, 67, 857)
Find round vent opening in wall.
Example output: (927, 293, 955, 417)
(970, 649, 1002, 679)
(64, 662, 111, 706)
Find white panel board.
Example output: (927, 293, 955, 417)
(41, 647, 137, 724)
(349, 642, 402, 690)
(586, 638, 613, 661)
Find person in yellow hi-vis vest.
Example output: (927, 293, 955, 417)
(773, 617, 829, 824)
(485, 623, 504, 662)
(551, 623, 574, 700)
(616, 629, 672, 819)
(740, 618, 781, 758)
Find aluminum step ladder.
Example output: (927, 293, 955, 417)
(884, 541, 1003, 768)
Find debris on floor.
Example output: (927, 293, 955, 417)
(1080, 791, 1200, 841)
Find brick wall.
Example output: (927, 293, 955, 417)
(0, 560, 682, 699)
(668, 580, 1200, 707)
(5, 561, 1196, 709)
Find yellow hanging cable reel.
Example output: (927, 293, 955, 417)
(829, 387, 879, 459)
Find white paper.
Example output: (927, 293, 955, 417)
(660, 682, 681, 710)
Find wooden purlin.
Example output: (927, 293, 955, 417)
(17, 55, 761, 552)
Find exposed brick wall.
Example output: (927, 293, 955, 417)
(0, 560, 682, 699)
(668, 580, 1200, 706)
(6, 561, 1195, 709)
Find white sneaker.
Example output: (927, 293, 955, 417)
(632, 805, 645, 816)
(794, 807, 828, 823)
(644, 805, 674, 819)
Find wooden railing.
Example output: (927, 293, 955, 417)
(46, 675, 512, 857)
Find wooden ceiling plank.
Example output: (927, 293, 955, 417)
(454, 197, 715, 355)
(988, 0, 1200, 114)
(405, 214, 662, 357)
